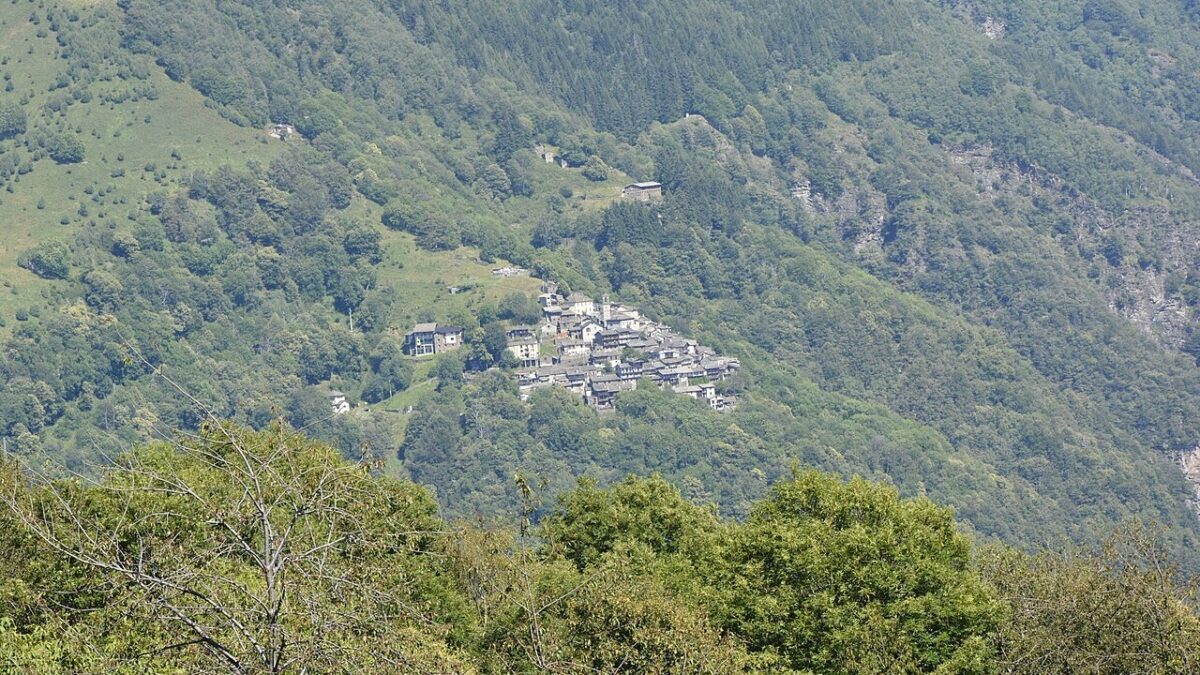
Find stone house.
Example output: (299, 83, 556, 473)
(267, 123, 297, 140)
(563, 292, 595, 316)
(434, 325, 463, 352)
(506, 326, 537, 342)
(504, 282, 739, 411)
(597, 328, 639, 349)
(558, 339, 591, 361)
(507, 337, 541, 368)
(589, 348, 623, 367)
(404, 323, 463, 356)
(587, 376, 637, 409)
(616, 361, 644, 380)
(622, 181, 663, 201)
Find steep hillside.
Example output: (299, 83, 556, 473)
(0, 1, 548, 467)
(0, 1, 276, 336)
(2, 0, 1200, 566)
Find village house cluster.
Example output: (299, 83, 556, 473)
(509, 282, 739, 411)
(399, 282, 739, 411)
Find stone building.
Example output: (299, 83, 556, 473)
(622, 181, 663, 201)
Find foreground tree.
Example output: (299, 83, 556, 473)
(4, 426, 1200, 673)
(543, 472, 1003, 674)
(979, 525, 1200, 674)
(1, 424, 472, 673)
(709, 472, 1002, 673)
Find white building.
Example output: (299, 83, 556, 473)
(563, 292, 594, 316)
(328, 390, 350, 415)
(507, 337, 541, 368)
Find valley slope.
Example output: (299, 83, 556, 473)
(2, 0, 1200, 564)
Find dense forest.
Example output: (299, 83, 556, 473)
(3, 425, 1199, 672)
(2, 0, 1200, 571)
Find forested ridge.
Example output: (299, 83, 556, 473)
(2, 0, 1200, 591)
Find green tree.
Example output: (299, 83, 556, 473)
(45, 134, 85, 164)
(490, 104, 529, 163)
(189, 67, 247, 106)
(0, 424, 472, 672)
(582, 155, 610, 182)
(382, 200, 460, 250)
(433, 351, 465, 390)
(709, 472, 1002, 673)
(474, 546, 755, 673)
(476, 161, 512, 200)
(480, 321, 509, 363)
(979, 525, 1200, 674)
(295, 98, 340, 137)
(0, 102, 27, 140)
(342, 225, 382, 262)
(498, 291, 541, 325)
(81, 269, 123, 311)
(541, 475, 720, 568)
(16, 241, 71, 280)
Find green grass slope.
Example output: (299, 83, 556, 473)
(0, 0, 278, 335)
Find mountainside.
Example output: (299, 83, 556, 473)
(3, 0, 1200, 566)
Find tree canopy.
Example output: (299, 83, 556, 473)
(0, 425, 1196, 673)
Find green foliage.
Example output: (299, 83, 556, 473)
(16, 241, 70, 280)
(189, 67, 247, 107)
(382, 200, 460, 250)
(581, 155, 610, 182)
(541, 475, 720, 568)
(433, 351, 465, 389)
(708, 472, 1002, 673)
(0, 102, 26, 140)
(497, 291, 541, 325)
(44, 134, 84, 164)
(5, 0, 1200, 582)
(4, 428, 1193, 673)
(0, 426, 474, 672)
(476, 549, 757, 673)
(979, 525, 1200, 673)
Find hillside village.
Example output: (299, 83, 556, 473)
(403, 281, 740, 411)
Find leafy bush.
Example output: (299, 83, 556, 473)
(582, 155, 610, 181)
(45, 134, 85, 164)
(16, 241, 70, 279)
(0, 101, 26, 139)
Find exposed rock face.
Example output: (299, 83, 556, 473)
(981, 16, 1006, 40)
(1180, 447, 1200, 518)
(942, 142, 1200, 522)
(945, 2, 1005, 40)
(942, 142, 1200, 353)
(791, 178, 814, 213)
